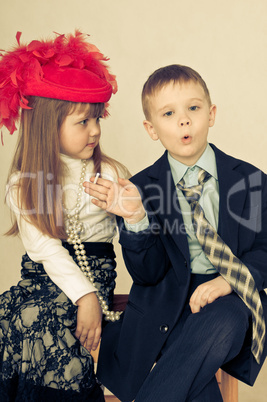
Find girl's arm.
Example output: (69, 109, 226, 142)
(6, 176, 103, 351)
(76, 292, 102, 351)
(17, 214, 96, 303)
(17, 216, 102, 351)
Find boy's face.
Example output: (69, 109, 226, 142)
(143, 80, 216, 166)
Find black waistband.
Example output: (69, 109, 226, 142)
(62, 241, 116, 259)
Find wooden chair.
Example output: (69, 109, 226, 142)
(215, 369, 238, 402)
(92, 295, 238, 402)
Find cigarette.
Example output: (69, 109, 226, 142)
(93, 173, 100, 184)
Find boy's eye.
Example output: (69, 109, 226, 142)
(189, 106, 199, 111)
(164, 111, 173, 117)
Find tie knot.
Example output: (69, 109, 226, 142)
(177, 169, 211, 204)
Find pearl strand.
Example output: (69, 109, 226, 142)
(65, 159, 121, 322)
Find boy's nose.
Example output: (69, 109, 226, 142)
(179, 117, 191, 127)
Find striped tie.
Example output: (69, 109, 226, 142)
(177, 169, 265, 364)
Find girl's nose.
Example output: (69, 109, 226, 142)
(89, 121, 101, 137)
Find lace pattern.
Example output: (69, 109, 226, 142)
(0, 245, 116, 400)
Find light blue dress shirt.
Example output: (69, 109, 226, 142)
(168, 144, 218, 274)
(125, 144, 219, 274)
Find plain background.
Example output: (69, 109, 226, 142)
(0, 1, 266, 400)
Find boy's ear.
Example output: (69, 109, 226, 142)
(209, 104, 217, 127)
(143, 120, 159, 141)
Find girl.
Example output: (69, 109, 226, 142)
(0, 31, 129, 401)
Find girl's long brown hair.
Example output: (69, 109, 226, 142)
(6, 96, 128, 239)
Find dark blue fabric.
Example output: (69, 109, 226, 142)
(97, 145, 267, 401)
(134, 274, 250, 402)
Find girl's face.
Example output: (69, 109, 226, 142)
(59, 105, 102, 160)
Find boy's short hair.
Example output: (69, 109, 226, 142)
(142, 64, 212, 119)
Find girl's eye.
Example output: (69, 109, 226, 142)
(79, 116, 102, 125)
(80, 119, 88, 125)
(189, 106, 199, 111)
(164, 111, 173, 117)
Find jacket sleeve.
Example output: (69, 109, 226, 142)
(118, 216, 171, 285)
(239, 172, 267, 293)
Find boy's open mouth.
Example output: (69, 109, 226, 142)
(181, 135, 192, 144)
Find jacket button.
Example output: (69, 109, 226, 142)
(184, 260, 187, 267)
(159, 325, 169, 334)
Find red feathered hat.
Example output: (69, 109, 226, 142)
(0, 31, 117, 134)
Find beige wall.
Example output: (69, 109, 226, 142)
(0, 1, 266, 300)
(0, 1, 267, 400)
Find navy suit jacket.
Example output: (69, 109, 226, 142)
(97, 145, 267, 401)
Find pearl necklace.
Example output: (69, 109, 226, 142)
(65, 159, 121, 322)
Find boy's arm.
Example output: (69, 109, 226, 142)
(117, 215, 171, 285)
(237, 173, 267, 292)
(190, 171, 267, 312)
(83, 176, 170, 285)
(83, 176, 145, 223)
(189, 276, 233, 313)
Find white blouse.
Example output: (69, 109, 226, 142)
(6, 154, 128, 304)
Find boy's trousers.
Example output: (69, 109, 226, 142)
(134, 274, 251, 402)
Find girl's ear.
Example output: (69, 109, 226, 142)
(143, 120, 159, 141)
(208, 104, 217, 127)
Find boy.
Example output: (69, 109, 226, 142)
(85, 65, 267, 401)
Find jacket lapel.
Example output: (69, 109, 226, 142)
(212, 145, 246, 255)
(146, 151, 190, 263)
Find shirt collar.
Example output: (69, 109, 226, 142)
(167, 143, 218, 185)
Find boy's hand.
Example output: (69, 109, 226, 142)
(83, 177, 146, 224)
(75, 292, 102, 352)
(189, 276, 233, 314)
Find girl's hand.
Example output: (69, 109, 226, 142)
(83, 177, 146, 224)
(75, 292, 102, 352)
(189, 276, 233, 314)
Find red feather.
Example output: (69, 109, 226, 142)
(16, 31, 22, 45)
(0, 30, 117, 135)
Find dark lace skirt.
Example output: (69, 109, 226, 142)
(0, 242, 117, 401)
